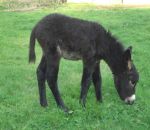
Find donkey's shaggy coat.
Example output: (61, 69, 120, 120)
(29, 14, 139, 112)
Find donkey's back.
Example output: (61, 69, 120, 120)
(29, 13, 104, 62)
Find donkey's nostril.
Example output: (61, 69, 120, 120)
(127, 100, 134, 105)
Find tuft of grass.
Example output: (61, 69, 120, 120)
(0, 4, 150, 130)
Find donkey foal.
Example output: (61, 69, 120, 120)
(29, 13, 139, 112)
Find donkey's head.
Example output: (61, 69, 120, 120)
(114, 46, 139, 105)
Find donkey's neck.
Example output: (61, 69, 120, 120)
(101, 32, 125, 75)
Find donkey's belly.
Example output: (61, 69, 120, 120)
(57, 45, 82, 60)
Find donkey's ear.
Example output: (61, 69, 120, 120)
(123, 46, 132, 61)
(123, 46, 132, 70)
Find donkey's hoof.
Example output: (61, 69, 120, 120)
(40, 102, 48, 107)
(63, 107, 69, 113)
(63, 107, 73, 114)
(79, 99, 86, 108)
(58, 105, 72, 114)
(100, 100, 103, 103)
(97, 99, 103, 103)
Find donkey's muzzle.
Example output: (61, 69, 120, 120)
(124, 94, 136, 105)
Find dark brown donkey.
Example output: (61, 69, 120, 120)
(29, 13, 139, 112)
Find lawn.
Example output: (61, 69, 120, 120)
(0, 4, 150, 130)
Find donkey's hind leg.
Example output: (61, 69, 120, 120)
(37, 56, 47, 107)
(45, 50, 68, 112)
(92, 62, 102, 102)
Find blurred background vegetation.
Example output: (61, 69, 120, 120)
(0, 0, 67, 11)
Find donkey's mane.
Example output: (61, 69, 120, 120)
(103, 31, 125, 75)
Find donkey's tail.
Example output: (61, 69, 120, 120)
(29, 27, 36, 63)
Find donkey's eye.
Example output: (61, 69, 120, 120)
(129, 80, 136, 87)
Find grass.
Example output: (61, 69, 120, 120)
(0, 4, 150, 130)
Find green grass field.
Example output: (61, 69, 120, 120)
(0, 4, 150, 130)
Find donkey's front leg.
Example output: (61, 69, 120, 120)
(92, 62, 102, 102)
(80, 59, 96, 107)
